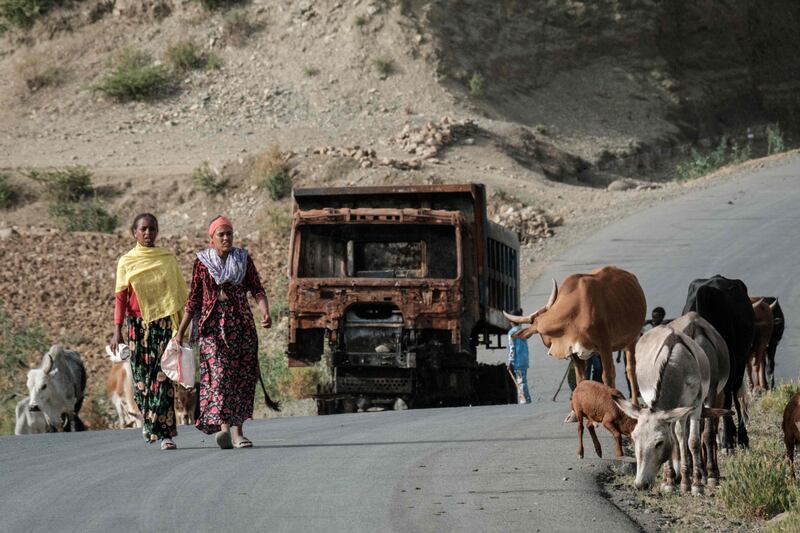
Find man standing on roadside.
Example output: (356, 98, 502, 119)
(507, 308, 532, 404)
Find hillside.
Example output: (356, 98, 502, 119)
(0, 0, 798, 429)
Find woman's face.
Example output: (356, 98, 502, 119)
(133, 218, 158, 247)
(211, 225, 234, 254)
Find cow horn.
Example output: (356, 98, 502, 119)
(752, 298, 764, 308)
(769, 298, 778, 310)
(503, 310, 532, 325)
(546, 278, 558, 309)
(41, 353, 53, 374)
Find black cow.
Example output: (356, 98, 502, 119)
(763, 297, 785, 389)
(683, 276, 755, 451)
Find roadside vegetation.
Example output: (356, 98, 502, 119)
(222, 8, 257, 47)
(605, 382, 800, 530)
(165, 40, 222, 72)
(15, 51, 64, 93)
(676, 125, 787, 181)
(0, 0, 71, 31)
(0, 172, 18, 208)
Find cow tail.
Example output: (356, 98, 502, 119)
(737, 378, 751, 425)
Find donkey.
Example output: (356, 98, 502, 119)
(617, 323, 729, 495)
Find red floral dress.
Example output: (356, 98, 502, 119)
(184, 254, 266, 434)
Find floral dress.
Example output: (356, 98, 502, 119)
(128, 316, 177, 442)
(185, 254, 266, 434)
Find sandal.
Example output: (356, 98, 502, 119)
(233, 437, 253, 449)
(160, 438, 177, 450)
(215, 430, 233, 450)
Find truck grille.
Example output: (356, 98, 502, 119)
(335, 374, 412, 394)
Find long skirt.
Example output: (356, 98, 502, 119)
(195, 299, 259, 434)
(128, 316, 177, 442)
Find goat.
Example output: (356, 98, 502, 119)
(571, 379, 636, 458)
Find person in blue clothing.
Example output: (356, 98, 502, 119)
(507, 308, 532, 404)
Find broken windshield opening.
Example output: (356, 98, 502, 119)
(297, 224, 457, 279)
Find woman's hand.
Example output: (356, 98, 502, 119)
(261, 313, 272, 329)
(172, 334, 184, 346)
(111, 325, 123, 350)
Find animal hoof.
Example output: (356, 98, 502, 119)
(680, 483, 690, 494)
(660, 484, 675, 494)
(691, 485, 704, 496)
(707, 477, 719, 488)
(564, 411, 577, 423)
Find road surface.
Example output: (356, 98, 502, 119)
(2, 155, 798, 533)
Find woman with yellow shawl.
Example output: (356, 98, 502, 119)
(112, 213, 188, 449)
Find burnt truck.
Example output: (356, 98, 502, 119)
(286, 184, 520, 413)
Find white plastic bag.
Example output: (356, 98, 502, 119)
(160, 340, 196, 388)
(105, 343, 131, 363)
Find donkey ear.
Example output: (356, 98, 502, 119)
(701, 406, 733, 418)
(658, 405, 695, 421)
(614, 398, 641, 420)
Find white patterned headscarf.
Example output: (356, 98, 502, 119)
(196, 247, 248, 285)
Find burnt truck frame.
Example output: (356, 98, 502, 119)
(287, 184, 520, 413)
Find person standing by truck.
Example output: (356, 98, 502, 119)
(507, 308, 532, 404)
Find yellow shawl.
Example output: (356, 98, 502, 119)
(115, 244, 188, 334)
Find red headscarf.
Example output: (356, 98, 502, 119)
(208, 216, 233, 245)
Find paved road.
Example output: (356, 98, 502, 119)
(2, 156, 798, 533)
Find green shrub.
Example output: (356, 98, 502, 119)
(676, 136, 733, 180)
(253, 145, 292, 200)
(192, 161, 226, 195)
(718, 437, 800, 519)
(354, 14, 366, 26)
(303, 66, 320, 77)
(0, 0, 59, 29)
(768, 512, 800, 533)
(223, 8, 255, 47)
(372, 57, 394, 76)
(0, 173, 17, 208)
(165, 40, 208, 71)
(468, 72, 484, 97)
(49, 201, 118, 233)
(26, 166, 93, 202)
(767, 124, 785, 155)
(534, 123, 547, 135)
(93, 47, 174, 101)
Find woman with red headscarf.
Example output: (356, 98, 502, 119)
(174, 216, 271, 449)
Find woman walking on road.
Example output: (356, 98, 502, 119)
(112, 213, 188, 450)
(174, 215, 271, 449)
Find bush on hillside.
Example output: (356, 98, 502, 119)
(0, 0, 62, 29)
(15, 52, 64, 92)
(93, 47, 174, 102)
(468, 72, 485, 97)
(253, 145, 292, 200)
(26, 165, 93, 202)
(0, 173, 18, 208)
(767, 123, 785, 155)
(49, 201, 118, 233)
(222, 8, 256, 47)
(192, 161, 227, 195)
(372, 57, 394, 76)
(165, 40, 221, 72)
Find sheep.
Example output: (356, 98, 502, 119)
(782, 392, 800, 478)
(571, 379, 636, 458)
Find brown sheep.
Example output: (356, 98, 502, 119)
(571, 379, 637, 458)
(782, 392, 800, 478)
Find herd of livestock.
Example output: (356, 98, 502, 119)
(505, 266, 788, 494)
(13, 264, 793, 496)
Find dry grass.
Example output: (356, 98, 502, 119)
(222, 8, 257, 47)
(14, 51, 64, 93)
(252, 145, 292, 200)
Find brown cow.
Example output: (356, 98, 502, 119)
(571, 380, 636, 458)
(748, 297, 775, 393)
(106, 361, 142, 429)
(504, 266, 646, 403)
